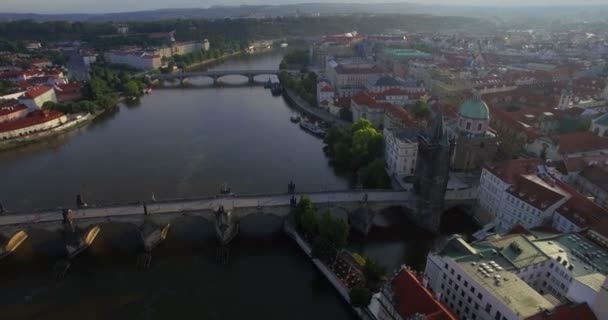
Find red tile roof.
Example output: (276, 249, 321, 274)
(555, 180, 607, 228)
(55, 83, 83, 94)
(507, 174, 568, 210)
(484, 158, 543, 184)
(525, 302, 597, 320)
(334, 64, 382, 75)
(393, 269, 457, 320)
(0, 99, 27, 117)
(555, 132, 608, 155)
(23, 85, 53, 99)
(352, 92, 384, 109)
(0, 110, 64, 133)
(320, 85, 334, 92)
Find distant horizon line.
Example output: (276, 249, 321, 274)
(2, 2, 608, 16)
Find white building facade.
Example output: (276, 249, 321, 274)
(383, 128, 418, 178)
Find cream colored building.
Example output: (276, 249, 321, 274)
(0, 110, 67, 140)
(19, 86, 57, 110)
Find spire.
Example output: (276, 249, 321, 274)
(431, 112, 445, 144)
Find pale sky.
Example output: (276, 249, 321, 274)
(2, 0, 607, 14)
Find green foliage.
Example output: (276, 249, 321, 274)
(0, 80, 15, 95)
(358, 158, 391, 189)
(282, 49, 309, 69)
(296, 196, 317, 237)
(295, 197, 350, 249)
(317, 209, 349, 249)
(576, 119, 592, 132)
(43, 100, 97, 114)
(280, 70, 317, 106)
(324, 119, 389, 188)
(349, 285, 372, 308)
(122, 80, 141, 97)
(96, 94, 119, 110)
(172, 48, 224, 69)
(412, 100, 431, 119)
(362, 257, 387, 285)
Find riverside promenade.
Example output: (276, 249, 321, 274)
(283, 89, 349, 127)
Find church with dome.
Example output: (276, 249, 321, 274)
(446, 91, 499, 172)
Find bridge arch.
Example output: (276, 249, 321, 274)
(215, 74, 250, 85)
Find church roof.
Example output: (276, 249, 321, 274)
(459, 97, 490, 120)
(594, 112, 608, 127)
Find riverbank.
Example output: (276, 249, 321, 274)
(0, 108, 106, 152)
(283, 89, 348, 127)
(183, 51, 243, 71)
(284, 221, 374, 320)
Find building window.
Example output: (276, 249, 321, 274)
(478, 123, 482, 131)
(457, 274, 461, 281)
(464, 280, 468, 287)
(495, 311, 502, 320)
(466, 122, 471, 130)
(477, 293, 483, 300)
(485, 303, 492, 313)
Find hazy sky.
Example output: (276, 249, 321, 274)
(3, 0, 607, 14)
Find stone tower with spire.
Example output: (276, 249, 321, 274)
(414, 112, 453, 232)
(558, 80, 574, 110)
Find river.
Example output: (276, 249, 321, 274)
(0, 51, 477, 320)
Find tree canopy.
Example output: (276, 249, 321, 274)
(324, 119, 389, 188)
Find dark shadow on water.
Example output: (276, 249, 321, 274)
(439, 206, 480, 241)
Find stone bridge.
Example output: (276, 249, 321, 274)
(0, 189, 477, 262)
(151, 69, 282, 85)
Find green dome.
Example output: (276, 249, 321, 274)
(459, 98, 489, 120)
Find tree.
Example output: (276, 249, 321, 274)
(75, 100, 96, 113)
(122, 80, 141, 97)
(349, 285, 372, 308)
(296, 196, 317, 236)
(363, 257, 386, 286)
(317, 209, 349, 248)
(42, 101, 57, 110)
(85, 77, 111, 100)
(358, 158, 391, 189)
(412, 100, 431, 119)
(96, 94, 118, 110)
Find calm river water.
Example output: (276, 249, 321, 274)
(0, 51, 476, 320)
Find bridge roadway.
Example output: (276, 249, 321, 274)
(152, 69, 282, 81)
(0, 190, 414, 227)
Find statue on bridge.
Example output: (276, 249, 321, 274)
(288, 181, 296, 194)
(76, 194, 87, 208)
(0, 202, 4, 215)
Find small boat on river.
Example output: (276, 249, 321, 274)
(299, 120, 326, 138)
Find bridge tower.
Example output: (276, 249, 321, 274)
(414, 113, 453, 232)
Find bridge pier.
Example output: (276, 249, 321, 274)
(349, 198, 375, 236)
(63, 210, 100, 259)
(212, 75, 220, 86)
(214, 206, 238, 245)
(248, 74, 255, 84)
(139, 220, 170, 252)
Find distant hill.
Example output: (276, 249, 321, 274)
(1, 3, 607, 23)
